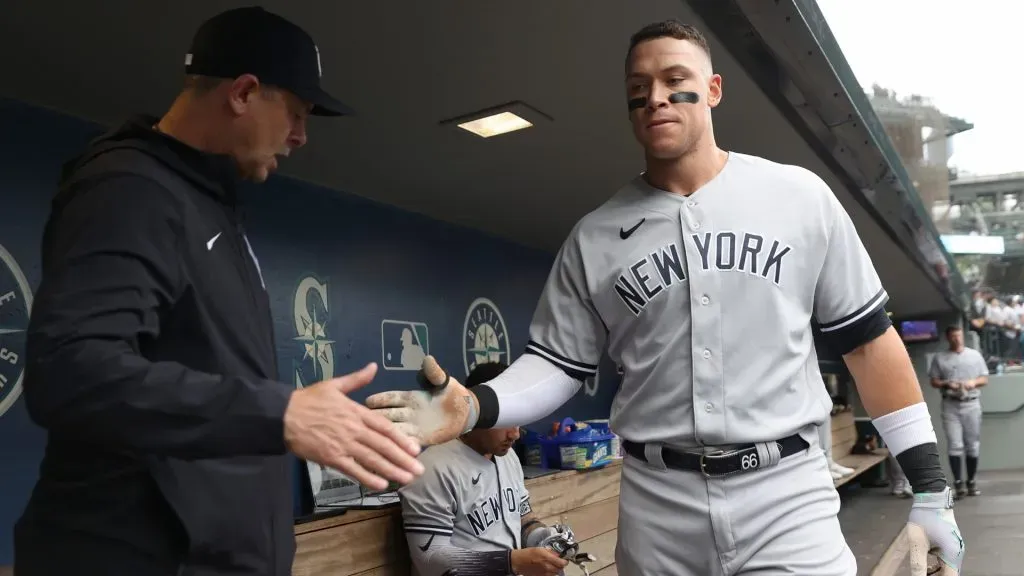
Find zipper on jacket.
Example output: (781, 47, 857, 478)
(234, 221, 277, 365)
(233, 225, 265, 320)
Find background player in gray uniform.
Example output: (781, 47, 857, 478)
(399, 362, 570, 576)
(370, 20, 965, 575)
(929, 325, 988, 499)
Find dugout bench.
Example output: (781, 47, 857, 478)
(291, 411, 890, 576)
(293, 460, 624, 576)
(830, 408, 889, 489)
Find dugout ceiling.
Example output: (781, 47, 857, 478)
(0, 0, 964, 318)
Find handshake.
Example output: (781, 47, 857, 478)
(281, 355, 473, 491)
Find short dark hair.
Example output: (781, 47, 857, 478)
(626, 20, 712, 68)
(465, 362, 508, 389)
(182, 73, 279, 100)
(183, 74, 226, 95)
(946, 325, 962, 336)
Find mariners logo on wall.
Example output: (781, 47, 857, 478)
(463, 297, 511, 376)
(0, 243, 31, 419)
(292, 274, 335, 388)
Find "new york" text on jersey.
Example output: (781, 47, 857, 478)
(614, 231, 792, 316)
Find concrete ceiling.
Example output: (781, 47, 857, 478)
(0, 0, 954, 317)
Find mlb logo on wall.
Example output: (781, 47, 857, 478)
(381, 319, 429, 371)
(0, 243, 31, 419)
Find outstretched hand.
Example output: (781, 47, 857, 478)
(283, 362, 425, 491)
(364, 355, 477, 446)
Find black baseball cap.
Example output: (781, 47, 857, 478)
(184, 6, 353, 116)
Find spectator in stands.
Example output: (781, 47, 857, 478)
(983, 296, 1013, 360)
(968, 290, 987, 334)
(1000, 298, 1021, 362)
(983, 295, 1002, 326)
(971, 290, 985, 312)
(929, 325, 988, 499)
(1014, 296, 1024, 357)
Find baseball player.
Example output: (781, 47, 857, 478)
(369, 20, 964, 575)
(929, 325, 988, 499)
(399, 362, 571, 576)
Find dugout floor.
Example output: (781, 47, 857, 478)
(839, 468, 1024, 575)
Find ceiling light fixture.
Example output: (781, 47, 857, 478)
(458, 111, 532, 138)
(440, 101, 552, 139)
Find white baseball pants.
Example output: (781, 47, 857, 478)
(941, 398, 982, 458)
(615, 428, 856, 575)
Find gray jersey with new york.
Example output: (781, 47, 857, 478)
(524, 152, 889, 447)
(399, 438, 531, 554)
(929, 348, 988, 400)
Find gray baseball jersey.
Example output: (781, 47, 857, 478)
(524, 152, 888, 446)
(929, 348, 988, 401)
(399, 438, 531, 554)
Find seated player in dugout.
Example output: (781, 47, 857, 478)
(398, 362, 570, 576)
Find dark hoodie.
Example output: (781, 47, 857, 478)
(14, 115, 296, 575)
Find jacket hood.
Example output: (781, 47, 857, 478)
(55, 114, 242, 215)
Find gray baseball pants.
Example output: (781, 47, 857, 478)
(941, 398, 982, 458)
(615, 426, 856, 575)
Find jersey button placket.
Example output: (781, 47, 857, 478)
(681, 201, 724, 445)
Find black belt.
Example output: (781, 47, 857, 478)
(943, 395, 978, 402)
(622, 434, 808, 477)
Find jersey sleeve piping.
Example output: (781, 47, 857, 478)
(524, 340, 597, 380)
(821, 306, 892, 356)
(403, 523, 455, 537)
(817, 288, 889, 333)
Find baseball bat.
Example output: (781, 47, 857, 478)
(906, 523, 958, 576)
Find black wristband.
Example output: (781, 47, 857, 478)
(436, 549, 512, 576)
(895, 442, 948, 493)
(521, 519, 543, 546)
(474, 384, 500, 429)
(521, 519, 542, 534)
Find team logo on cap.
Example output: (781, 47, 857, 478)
(463, 297, 510, 376)
(0, 243, 31, 419)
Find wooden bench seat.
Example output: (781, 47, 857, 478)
(830, 409, 889, 488)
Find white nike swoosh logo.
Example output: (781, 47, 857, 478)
(207, 232, 222, 251)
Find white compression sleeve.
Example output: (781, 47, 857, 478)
(477, 354, 582, 428)
(873, 402, 946, 493)
(871, 402, 937, 456)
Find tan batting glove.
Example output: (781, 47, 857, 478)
(906, 487, 963, 576)
(364, 355, 478, 446)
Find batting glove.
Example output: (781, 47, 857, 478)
(365, 356, 476, 446)
(907, 487, 964, 574)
